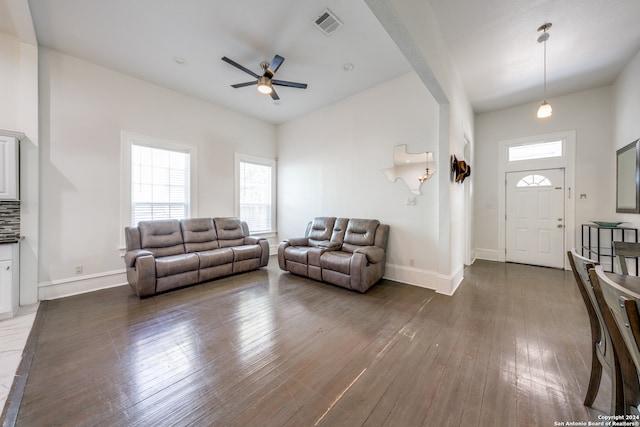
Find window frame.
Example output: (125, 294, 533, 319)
(234, 153, 276, 235)
(507, 139, 563, 162)
(516, 174, 553, 187)
(120, 131, 198, 243)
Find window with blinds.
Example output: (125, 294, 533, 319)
(131, 143, 190, 225)
(237, 155, 275, 233)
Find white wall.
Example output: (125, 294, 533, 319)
(278, 72, 443, 286)
(474, 86, 613, 259)
(0, 30, 39, 306)
(613, 49, 640, 230)
(614, 50, 640, 148)
(38, 48, 276, 299)
(364, 0, 475, 293)
(0, 33, 21, 129)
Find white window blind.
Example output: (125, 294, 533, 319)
(131, 143, 190, 225)
(238, 161, 272, 233)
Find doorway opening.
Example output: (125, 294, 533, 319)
(498, 131, 576, 270)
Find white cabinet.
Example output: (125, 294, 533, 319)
(0, 135, 18, 200)
(0, 243, 19, 319)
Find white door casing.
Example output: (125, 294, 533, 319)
(505, 169, 565, 268)
(497, 130, 576, 270)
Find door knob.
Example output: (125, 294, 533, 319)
(557, 224, 564, 228)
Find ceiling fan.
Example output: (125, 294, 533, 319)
(221, 54, 308, 101)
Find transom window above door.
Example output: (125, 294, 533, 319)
(516, 174, 552, 187)
(508, 140, 563, 162)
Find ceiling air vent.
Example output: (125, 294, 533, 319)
(314, 9, 342, 36)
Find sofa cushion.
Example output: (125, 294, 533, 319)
(342, 219, 380, 253)
(232, 245, 262, 262)
(215, 218, 246, 247)
(139, 220, 185, 257)
(198, 248, 234, 268)
(330, 218, 349, 244)
(181, 218, 219, 252)
(308, 217, 336, 245)
(320, 251, 352, 275)
(155, 253, 199, 278)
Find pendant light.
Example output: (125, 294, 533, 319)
(536, 23, 552, 119)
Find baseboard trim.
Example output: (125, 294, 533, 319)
(475, 248, 499, 262)
(38, 261, 466, 300)
(39, 270, 128, 300)
(384, 263, 463, 296)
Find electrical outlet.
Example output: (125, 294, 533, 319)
(75, 265, 83, 274)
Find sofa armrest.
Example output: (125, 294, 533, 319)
(277, 240, 293, 270)
(124, 249, 155, 268)
(353, 246, 385, 264)
(287, 237, 310, 246)
(244, 236, 265, 245)
(125, 252, 157, 298)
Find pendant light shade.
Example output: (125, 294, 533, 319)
(536, 23, 552, 119)
(537, 101, 552, 118)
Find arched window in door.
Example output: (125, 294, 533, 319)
(516, 174, 552, 187)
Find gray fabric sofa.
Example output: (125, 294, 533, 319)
(124, 217, 269, 298)
(278, 217, 389, 293)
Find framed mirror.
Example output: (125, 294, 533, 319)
(616, 139, 640, 213)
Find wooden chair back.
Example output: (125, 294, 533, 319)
(590, 265, 640, 414)
(613, 241, 640, 275)
(567, 249, 620, 413)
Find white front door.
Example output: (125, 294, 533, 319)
(505, 169, 565, 268)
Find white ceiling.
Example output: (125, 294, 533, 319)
(429, 0, 640, 113)
(13, 0, 640, 122)
(26, 0, 413, 124)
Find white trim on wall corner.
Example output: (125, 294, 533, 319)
(384, 263, 463, 296)
(469, 249, 478, 265)
(39, 269, 127, 300)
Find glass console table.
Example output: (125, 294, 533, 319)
(581, 224, 638, 273)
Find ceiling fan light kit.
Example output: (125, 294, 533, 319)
(222, 54, 308, 101)
(257, 76, 273, 94)
(536, 22, 553, 119)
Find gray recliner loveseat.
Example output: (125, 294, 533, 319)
(124, 217, 269, 298)
(278, 217, 389, 293)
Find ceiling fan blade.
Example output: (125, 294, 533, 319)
(270, 89, 280, 101)
(231, 81, 257, 88)
(272, 79, 308, 89)
(221, 56, 259, 78)
(265, 55, 284, 78)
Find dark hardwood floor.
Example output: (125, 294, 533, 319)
(4, 258, 610, 426)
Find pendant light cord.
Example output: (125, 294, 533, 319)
(543, 36, 547, 101)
